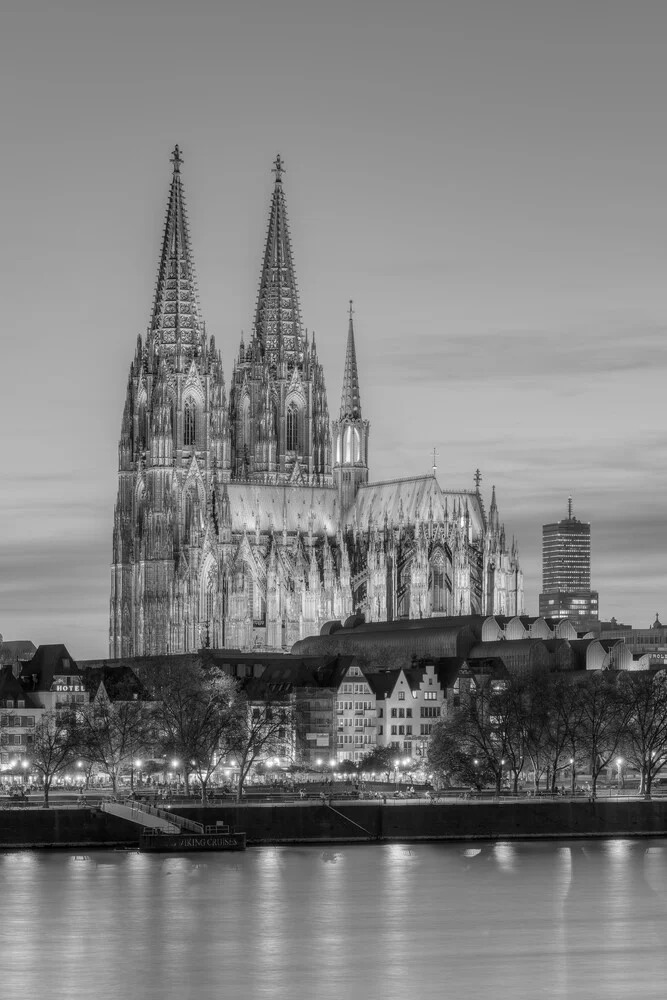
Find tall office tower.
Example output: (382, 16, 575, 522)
(539, 497, 598, 624)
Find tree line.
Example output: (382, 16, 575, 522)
(18, 661, 293, 807)
(427, 669, 667, 799)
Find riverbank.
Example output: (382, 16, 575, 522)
(1, 798, 667, 848)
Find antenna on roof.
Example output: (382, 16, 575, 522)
(568, 495, 573, 519)
(432, 448, 437, 477)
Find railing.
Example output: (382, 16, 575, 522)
(124, 798, 204, 834)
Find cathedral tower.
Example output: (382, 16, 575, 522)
(110, 148, 228, 657)
(228, 156, 332, 485)
(332, 301, 369, 510)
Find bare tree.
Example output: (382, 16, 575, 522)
(144, 659, 239, 804)
(229, 694, 296, 802)
(75, 697, 155, 796)
(617, 670, 667, 799)
(575, 671, 627, 799)
(29, 711, 80, 808)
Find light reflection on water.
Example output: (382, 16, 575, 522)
(1, 840, 667, 1000)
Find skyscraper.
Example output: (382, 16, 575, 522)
(539, 497, 598, 623)
(109, 149, 524, 657)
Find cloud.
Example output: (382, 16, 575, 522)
(380, 325, 667, 386)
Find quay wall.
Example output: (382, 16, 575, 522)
(1, 800, 667, 848)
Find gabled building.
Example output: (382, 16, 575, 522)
(19, 644, 89, 715)
(0, 666, 42, 769)
(369, 661, 454, 758)
(336, 662, 377, 763)
(234, 653, 352, 766)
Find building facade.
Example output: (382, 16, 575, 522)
(110, 149, 524, 658)
(539, 497, 598, 624)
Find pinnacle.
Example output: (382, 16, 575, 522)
(149, 146, 205, 360)
(254, 155, 304, 368)
(339, 300, 362, 420)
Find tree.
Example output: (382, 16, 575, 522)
(75, 694, 155, 795)
(428, 679, 507, 794)
(617, 670, 667, 799)
(29, 711, 80, 808)
(427, 718, 496, 789)
(144, 659, 239, 804)
(358, 746, 396, 778)
(228, 694, 296, 802)
(575, 671, 627, 799)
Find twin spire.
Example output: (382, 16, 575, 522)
(150, 147, 362, 407)
(253, 154, 304, 369)
(150, 146, 204, 356)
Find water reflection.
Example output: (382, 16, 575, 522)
(1, 841, 667, 999)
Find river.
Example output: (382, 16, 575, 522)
(1, 839, 666, 999)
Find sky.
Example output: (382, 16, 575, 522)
(0, 0, 665, 658)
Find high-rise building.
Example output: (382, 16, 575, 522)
(109, 149, 524, 657)
(539, 497, 598, 623)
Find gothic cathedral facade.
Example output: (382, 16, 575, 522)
(109, 149, 524, 657)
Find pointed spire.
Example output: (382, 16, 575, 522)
(340, 300, 362, 420)
(149, 146, 204, 359)
(489, 485, 499, 532)
(254, 155, 304, 369)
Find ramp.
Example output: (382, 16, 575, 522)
(101, 800, 181, 834)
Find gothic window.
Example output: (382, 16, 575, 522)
(241, 396, 251, 449)
(353, 427, 361, 462)
(286, 404, 299, 451)
(205, 576, 215, 623)
(184, 399, 196, 447)
(344, 426, 352, 464)
(431, 559, 445, 612)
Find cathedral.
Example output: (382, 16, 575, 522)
(109, 148, 524, 658)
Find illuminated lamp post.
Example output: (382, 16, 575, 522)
(617, 757, 624, 791)
(394, 758, 400, 789)
(570, 758, 576, 795)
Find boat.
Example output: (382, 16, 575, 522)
(139, 822, 247, 853)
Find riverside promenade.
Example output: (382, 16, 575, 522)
(1, 790, 667, 848)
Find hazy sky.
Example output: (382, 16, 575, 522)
(1, 1, 665, 657)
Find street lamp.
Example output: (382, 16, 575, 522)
(617, 757, 624, 790)
(570, 758, 576, 795)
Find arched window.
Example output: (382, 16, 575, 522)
(184, 399, 196, 447)
(286, 404, 299, 451)
(205, 576, 215, 623)
(431, 560, 445, 612)
(241, 396, 251, 449)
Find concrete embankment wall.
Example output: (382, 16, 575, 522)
(1, 800, 667, 848)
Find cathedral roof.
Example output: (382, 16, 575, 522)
(339, 301, 363, 420)
(254, 155, 304, 369)
(149, 146, 204, 356)
(347, 475, 485, 536)
(226, 483, 338, 536)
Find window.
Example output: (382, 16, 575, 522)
(377, 708, 383, 718)
(398, 691, 405, 701)
(391, 725, 397, 735)
(286, 404, 299, 451)
(406, 725, 412, 735)
(398, 725, 405, 735)
(17, 700, 24, 708)
(391, 708, 397, 718)
(424, 691, 437, 701)
(378, 725, 383, 735)
(406, 709, 412, 718)
(184, 399, 196, 446)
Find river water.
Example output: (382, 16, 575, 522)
(1, 839, 667, 999)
